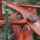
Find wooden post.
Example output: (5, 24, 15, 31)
(0, 0, 2, 16)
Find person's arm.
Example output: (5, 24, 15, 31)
(30, 21, 40, 36)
